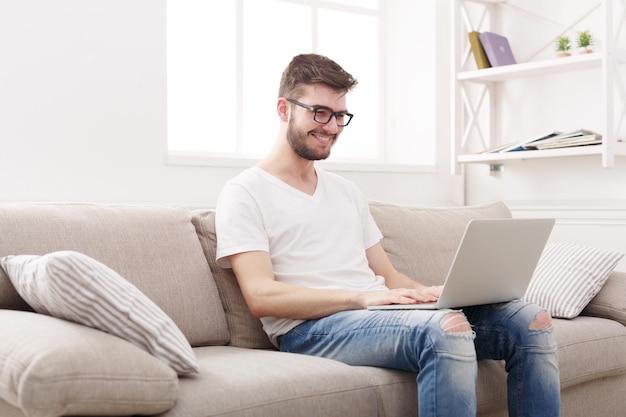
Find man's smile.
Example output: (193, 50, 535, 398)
(311, 131, 335, 143)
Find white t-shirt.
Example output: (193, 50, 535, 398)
(215, 166, 387, 345)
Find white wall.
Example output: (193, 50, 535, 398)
(0, 0, 460, 208)
(458, 0, 626, 268)
(1, 0, 624, 267)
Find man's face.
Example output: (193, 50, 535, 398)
(286, 85, 348, 161)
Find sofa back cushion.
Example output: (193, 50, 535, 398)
(369, 201, 512, 286)
(0, 203, 229, 347)
(192, 210, 275, 349)
(190, 201, 511, 348)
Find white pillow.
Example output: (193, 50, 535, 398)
(0, 250, 200, 375)
(524, 242, 624, 318)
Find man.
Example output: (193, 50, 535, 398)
(215, 53, 560, 417)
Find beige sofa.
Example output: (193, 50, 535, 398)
(1, 201, 625, 417)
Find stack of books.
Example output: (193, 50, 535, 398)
(481, 129, 602, 154)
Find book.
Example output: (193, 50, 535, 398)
(524, 129, 602, 150)
(468, 32, 491, 69)
(532, 137, 601, 150)
(481, 129, 602, 153)
(478, 32, 516, 67)
(481, 131, 560, 153)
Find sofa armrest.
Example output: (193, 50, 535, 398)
(582, 271, 626, 326)
(0, 310, 179, 417)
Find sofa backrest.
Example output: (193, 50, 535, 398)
(0, 201, 511, 350)
(369, 200, 512, 286)
(0, 203, 229, 347)
(190, 201, 512, 350)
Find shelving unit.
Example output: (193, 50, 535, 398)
(451, 0, 626, 174)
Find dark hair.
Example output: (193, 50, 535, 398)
(278, 53, 358, 99)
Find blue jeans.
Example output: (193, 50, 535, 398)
(279, 300, 560, 417)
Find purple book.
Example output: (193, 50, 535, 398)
(479, 32, 516, 67)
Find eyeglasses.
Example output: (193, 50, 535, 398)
(286, 98, 354, 127)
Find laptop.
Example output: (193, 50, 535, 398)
(368, 218, 555, 310)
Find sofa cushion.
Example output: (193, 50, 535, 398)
(0, 310, 179, 417)
(0, 398, 24, 417)
(583, 271, 626, 326)
(0, 203, 229, 347)
(0, 274, 30, 311)
(192, 210, 274, 349)
(190, 202, 512, 348)
(159, 346, 378, 417)
(1, 250, 199, 375)
(368, 201, 512, 286)
(471, 315, 626, 413)
(524, 242, 624, 318)
(552, 316, 626, 388)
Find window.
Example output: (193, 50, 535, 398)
(167, 0, 436, 169)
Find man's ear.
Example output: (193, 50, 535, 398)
(277, 98, 290, 122)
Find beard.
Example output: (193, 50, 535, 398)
(286, 118, 335, 161)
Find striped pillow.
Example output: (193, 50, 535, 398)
(0, 251, 199, 375)
(524, 242, 624, 318)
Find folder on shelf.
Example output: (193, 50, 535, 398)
(479, 32, 516, 67)
(468, 32, 491, 69)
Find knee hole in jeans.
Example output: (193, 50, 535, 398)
(529, 310, 553, 331)
(440, 312, 472, 333)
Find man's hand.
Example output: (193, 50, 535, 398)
(358, 285, 443, 309)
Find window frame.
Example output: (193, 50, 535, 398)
(165, 0, 437, 173)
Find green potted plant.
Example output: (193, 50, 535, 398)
(556, 35, 571, 57)
(577, 30, 594, 53)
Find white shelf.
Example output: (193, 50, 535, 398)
(457, 53, 602, 83)
(451, 0, 625, 173)
(458, 144, 614, 163)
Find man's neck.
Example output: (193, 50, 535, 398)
(258, 151, 318, 196)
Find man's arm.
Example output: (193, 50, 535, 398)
(365, 242, 442, 303)
(229, 248, 440, 319)
(229, 250, 361, 319)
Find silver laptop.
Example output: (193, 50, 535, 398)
(368, 218, 555, 310)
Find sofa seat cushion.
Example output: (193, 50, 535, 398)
(351, 357, 538, 416)
(351, 367, 418, 417)
(0, 310, 179, 417)
(0, 203, 228, 347)
(552, 316, 626, 388)
(464, 316, 626, 413)
(369, 201, 512, 286)
(1, 251, 199, 375)
(158, 346, 378, 417)
(350, 315, 626, 416)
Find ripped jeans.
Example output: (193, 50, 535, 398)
(279, 300, 560, 417)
